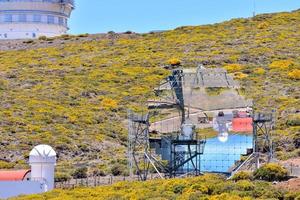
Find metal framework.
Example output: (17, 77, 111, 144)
(229, 111, 275, 178)
(167, 69, 185, 123)
(129, 64, 275, 180)
(168, 135, 205, 177)
(128, 67, 207, 180)
(193, 65, 239, 88)
(253, 112, 274, 168)
(128, 111, 151, 180)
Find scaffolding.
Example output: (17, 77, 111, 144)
(129, 64, 275, 180)
(127, 111, 152, 180)
(253, 112, 275, 168)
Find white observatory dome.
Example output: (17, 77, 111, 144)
(29, 144, 57, 191)
(29, 144, 56, 164)
(0, 0, 75, 39)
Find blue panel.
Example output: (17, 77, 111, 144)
(200, 134, 253, 173)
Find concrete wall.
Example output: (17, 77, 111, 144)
(0, 23, 67, 39)
(0, 181, 45, 199)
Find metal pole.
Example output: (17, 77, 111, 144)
(128, 110, 134, 177)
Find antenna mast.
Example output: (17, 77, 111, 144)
(253, 0, 256, 17)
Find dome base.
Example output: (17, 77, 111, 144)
(0, 24, 67, 39)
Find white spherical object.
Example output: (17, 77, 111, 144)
(218, 132, 229, 143)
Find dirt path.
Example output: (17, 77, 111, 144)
(276, 178, 300, 192)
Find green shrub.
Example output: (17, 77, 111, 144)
(38, 35, 47, 40)
(173, 184, 185, 194)
(284, 192, 300, 200)
(91, 168, 107, 177)
(55, 172, 72, 182)
(253, 163, 288, 182)
(236, 180, 255, 191)
(190, 184, 209, 194)
(110, 164, 126, 176)
(124, 31, 134, 34)
(0, 160, 14, 169)
(77, 33, 89, 37)
(286, 114, 300, 126)
(23, 40, 34, 44)
(60, 34, 72, 40)
(71, 167, 88, 179)
(232, 171, 253, 181)
(45, 37, 54, 42)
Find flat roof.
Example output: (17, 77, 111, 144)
(0, 170, 30, 181)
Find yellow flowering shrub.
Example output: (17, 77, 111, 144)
(234, 72, 248, 79)
(269, 60, 294, 70)
(11, 174, 294, 200)
(224, 64, 244, 73)
(100, 98, 118, 110)
(167, 58, 181, 66)
(257, 21, 270, 29)
(253, 68, 265, 75)
(288, 69, 300, 80)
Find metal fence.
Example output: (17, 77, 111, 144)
(284, 163, 300, 178)
(55, 175, 160, 189)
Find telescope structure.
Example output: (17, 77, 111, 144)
(0, 0, 74, 39)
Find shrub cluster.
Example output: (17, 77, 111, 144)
(253, 163, 289, 182)
(11, 174, 298, 200)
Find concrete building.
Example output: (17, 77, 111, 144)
(0, 0, 75, 39)
(0, 144, 57, 199)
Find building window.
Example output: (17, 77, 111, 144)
(58, 17, 64, 25)
(18, 14, 27, 22)
(4, 14, 12, 23)
(47, 15, 54, 24)
(33, 14, 41, 23)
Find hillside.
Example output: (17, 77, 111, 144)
(0, 10, 299, 175)
(11, 174, 300, 200)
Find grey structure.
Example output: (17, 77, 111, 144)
(192, 67, 239, 88)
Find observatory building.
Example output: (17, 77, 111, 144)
(0, 144, 57, 199)
(0, 0, 75, 39)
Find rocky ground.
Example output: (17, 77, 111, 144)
(0, 33, 139, 51)
(276, 178, 300, 192)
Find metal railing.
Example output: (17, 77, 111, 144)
(0, 0, 75, 7)
(55, 175, 163, 189)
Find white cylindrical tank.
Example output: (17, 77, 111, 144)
(180, 119, 195, 140)
(29, 144, 57, 191)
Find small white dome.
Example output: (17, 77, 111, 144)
(29, 144, 56, 164)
